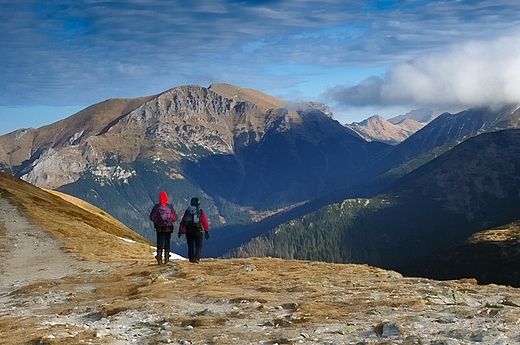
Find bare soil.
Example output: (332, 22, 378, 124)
(0, 197, 94, 290)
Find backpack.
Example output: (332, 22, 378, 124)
(156, 205, 173, 227)
(185, 206, 201, 229)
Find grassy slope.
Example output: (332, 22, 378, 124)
(0, 171, 153, 261)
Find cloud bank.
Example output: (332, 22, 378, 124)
(326, 33, 520, 109)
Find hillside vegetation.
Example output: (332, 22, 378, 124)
(1, 86, 520, 287)
(229, 129, 520, 286)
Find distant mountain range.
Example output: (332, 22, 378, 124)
(1, 83, 520, 285)
(344, 108, 439, 145)
(228, 128, 520, 286)
(345, 114, 427, 145)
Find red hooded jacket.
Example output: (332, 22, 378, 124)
(149, 191, 177, 232)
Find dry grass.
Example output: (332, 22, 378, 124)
(1, 257, 517, 345)
(2, 171, 520, 344)
(0, 172, 152, 262)
(0, 221, 6, 237)
(468, 221, 520, 243)
(0, 221, 7, 256)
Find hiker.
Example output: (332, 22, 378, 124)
(149, 191, 178, 265)
(178, 197, 209, 263)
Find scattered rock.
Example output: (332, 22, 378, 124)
(2, 204, 520, 345)
(242, 264, 257, 272)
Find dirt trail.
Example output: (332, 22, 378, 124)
(0, 195, 95, 294)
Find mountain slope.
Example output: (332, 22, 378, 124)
(424, 220, 520, 285)
(3, 166, 520, 344)
(0, 96, 154, 176)
(356, 104, 520, 182)
(185, 107, 388, 206)
(228, 129, 520, 286)
(0, 84, 390, 243)
(2, 86, 520, 259)
(0, 171, 152, 260)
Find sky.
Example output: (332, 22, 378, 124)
(1, 0, 520, 135)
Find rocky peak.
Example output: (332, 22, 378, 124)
(2, 84, 338, 189)
(208, 83, 286, 109)
(289, 101, 335, 119)
(345, 115, 426, 145)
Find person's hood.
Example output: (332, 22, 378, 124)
(159, 191, 168, 206)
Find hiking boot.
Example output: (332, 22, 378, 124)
(156, 257, 163, 265)
(164, 257, 169, 264)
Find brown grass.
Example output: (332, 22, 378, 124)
(0, 221, 7, 259)
(2, 171, 520, 344)
(0, 171, 152, 262)
(468, 221, 520, 243)
(2, 257, 517, 344)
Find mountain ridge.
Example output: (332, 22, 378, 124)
(344, 108, 446, 145)
(345, 114, 426, 145)
(228, 128, 520, 286)
(0, 83, 392, 242)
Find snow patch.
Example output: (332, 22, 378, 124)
(118, 237, 136, 243)
(150, 246, 186, 260)
(91, 164, 136, 185)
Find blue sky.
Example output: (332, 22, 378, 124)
(1, 0, 520, 135)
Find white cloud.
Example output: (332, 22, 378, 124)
(326, 32, 520, 109)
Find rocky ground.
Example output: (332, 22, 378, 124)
(2, 195, 520, 345)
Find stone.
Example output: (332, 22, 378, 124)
(381, 322, 401, 337)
